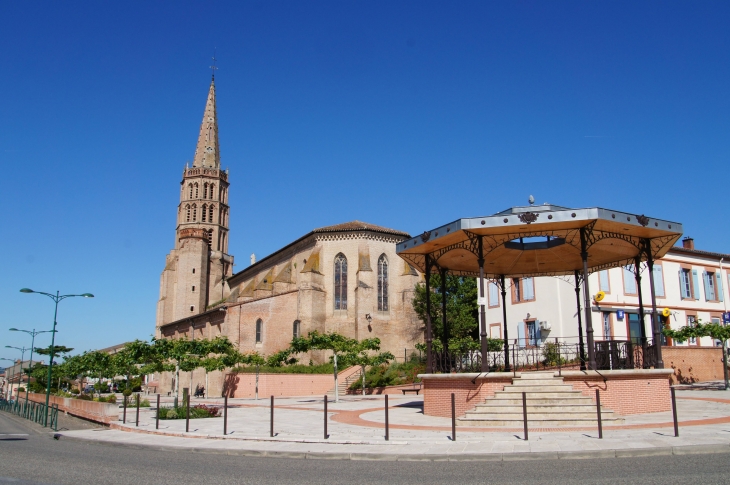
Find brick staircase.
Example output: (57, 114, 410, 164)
(458, 371, 624, 427)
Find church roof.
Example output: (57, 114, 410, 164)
(192, 79, 220, 168)
(313, 220, 410, 237)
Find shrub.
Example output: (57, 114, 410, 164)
(95, 382, 109, 394)
(76, 393, 92, 401)
(348, 361, 425, 390)
(106, 394, 117, 403)
(233, 363, 335, 374)
(542, 342, 567, 367)
(70, 388, 80, 395)
(157, 404, 221, 420)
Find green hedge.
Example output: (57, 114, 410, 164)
(157, 404, 220, 420)
(349, 361, 425, 390)
(233, 363, 334, 374)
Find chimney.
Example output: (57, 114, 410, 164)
(682, 237, 694, 250)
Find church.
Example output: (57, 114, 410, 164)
(154, 77, 424, 395)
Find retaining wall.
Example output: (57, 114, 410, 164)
(662, 346, 725, 384)
(27, 392, 119, 424)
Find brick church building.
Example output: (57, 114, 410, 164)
(154, 77, 423, 396)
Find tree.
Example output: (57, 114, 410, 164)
(288, 331, 391, 402)
(340, 346, 395, 396)
(663, 320, 730, 389)
(35, 345, 74, 362)
(413, 274, 479, 347)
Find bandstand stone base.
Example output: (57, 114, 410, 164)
(419, 369, 674, 418)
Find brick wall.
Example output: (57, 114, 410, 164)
(422, 374, 513, 417)
(662, 346, 725, 384)
(223, 372, 334, 398)
(562, 370, 672, 415)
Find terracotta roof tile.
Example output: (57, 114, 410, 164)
(313, 220, 410, 237)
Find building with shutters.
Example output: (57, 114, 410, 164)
(479, 236, 729, 348)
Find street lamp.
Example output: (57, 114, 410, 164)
(9, 328, 55, 405)
(0, 358, 14, 400)
(20, 288, 94, 426)
(5, 346, 28, 401)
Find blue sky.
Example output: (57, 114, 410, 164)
(1, 1, 728, 357)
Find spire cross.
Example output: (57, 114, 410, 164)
(210, 53, 218, 80)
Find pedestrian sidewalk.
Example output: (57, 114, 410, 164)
(56, 387, 730, 461)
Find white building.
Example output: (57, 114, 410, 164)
(481, 237, 728, 348)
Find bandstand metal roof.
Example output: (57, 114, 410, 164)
(396, 204, 683, 278)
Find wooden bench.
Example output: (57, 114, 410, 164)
(402, 385, 422, 395)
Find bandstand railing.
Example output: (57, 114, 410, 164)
(430, 339, 660, 374)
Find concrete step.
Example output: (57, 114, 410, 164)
(480, 397, 595, 406)
(472, 403, 609, 413)
(505, 384, 575, 392)
(463, 410, 617, 419)
(494, 390, 586, 399)
(457, 417, 624, 427)
(516, 372, 557, 380)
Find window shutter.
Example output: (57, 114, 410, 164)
(692, 269, 700, 300)
(489, 282, 499, 306)
(523, 278, 535, 300)
(679, 270, 688, 299)
(652, 265, 665, 297)
(517, 323, 525, 348)
(624, 267, 637, 294)
(718, 272, 725, 302)
(599, 271, 610, 292)
(702, 271, 710, 301)
(535, 324, 542, 346)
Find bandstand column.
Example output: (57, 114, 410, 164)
(634, 255, 648, 367)
(580, 227, 597, 370)
(500, 274, 511, 372)
(425, 255, 434, 374)
(440, 266, 448, 355)
(644, 238, 664, 368)
(478, 236, 489, 372)
(574, 270, 587, 371)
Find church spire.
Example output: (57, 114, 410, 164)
(192, 79, 220, 168)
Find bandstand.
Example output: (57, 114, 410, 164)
(396, 204, 683, 419)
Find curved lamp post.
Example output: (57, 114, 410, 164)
(10, 328, 55, 405)
(0, 358, 14, 400)
(20, 288, 94, 426)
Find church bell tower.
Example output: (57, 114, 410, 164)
(156, 76, 234, 332)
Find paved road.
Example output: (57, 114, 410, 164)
(1, 413, 729, 485)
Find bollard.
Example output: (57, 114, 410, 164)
(185, 393, 190, 433)
(123, 395, 127, 424)
(385, 394, 389, 441)
(223, 395, 228, 436)
(135, 393, 140, 427)
(324, 395, 328, 439)
(156, 394, 160, 430)
(595, 389, 603, 439)
(671, 387, 679, 437)
(451, 393, 456, 441)
(522, 392, 528, 441)
(270, 395, 274, 437)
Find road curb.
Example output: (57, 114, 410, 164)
(55, 432, 730, 462)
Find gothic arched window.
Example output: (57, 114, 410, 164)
(293, 320, 301, 339)
(255, 319, 263, 343)
(185, 204, 191, 222)
(377, 254, 389, 311)
(210, 184, 216, 200)
(201, 204, 207, 222)
(203, 183, 208, 199)
(192, 204, 197, 222)
(334, 253, 348, 310)
(209, 205, 215, 223)
(207, 229, 213, 247)
(188, 184, 193, 199)
(194, 183, 199, 198)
